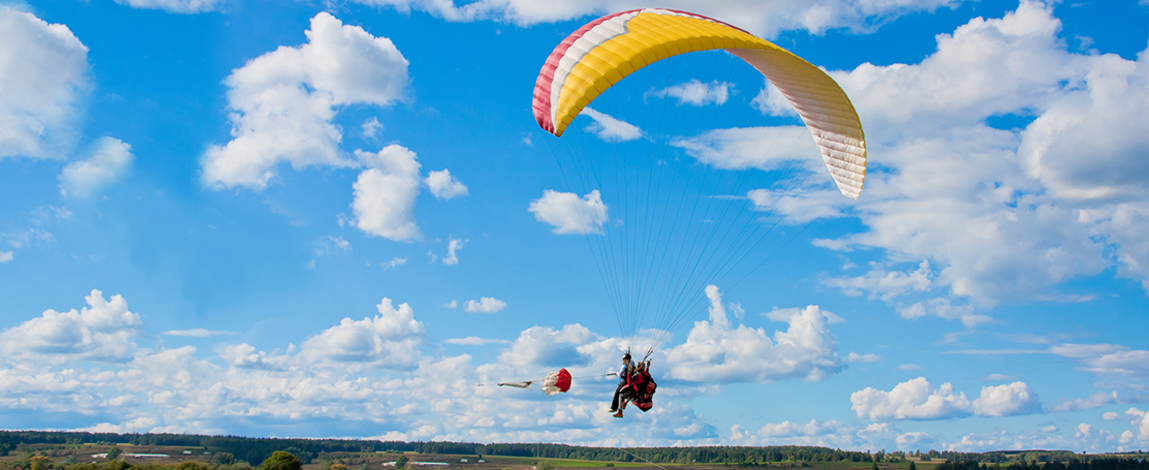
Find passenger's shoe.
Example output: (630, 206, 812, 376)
(613, 411, 624, 418)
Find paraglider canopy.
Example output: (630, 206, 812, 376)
(532, 7, 867, 198)
(530, 8, 869, 351)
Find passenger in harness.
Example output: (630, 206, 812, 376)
(609, 353, 633, 417)
(609, 352, 657, 418)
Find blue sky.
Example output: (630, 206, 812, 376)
(2, 0, 1149, 452)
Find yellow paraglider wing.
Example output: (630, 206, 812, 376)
(531, 8, 867, 199)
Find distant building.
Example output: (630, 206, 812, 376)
(126, 454, 170, 459)
(412, 463, 449, 467)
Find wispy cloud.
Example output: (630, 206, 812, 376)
(444, 336, 511, 345)
(947, 349, 1048, 355)
(646, 80, 730, 107)
(313, 235, 352, 257)
(382, 257, 407, 269)
(847, 352, 882, 363)
(580, 107, 642, 142)
(163, 329, 240, 338)
(442, 238, 464, 265)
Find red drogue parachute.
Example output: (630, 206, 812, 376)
(497, 368, 572, 396)
(542, 368, 573, 396)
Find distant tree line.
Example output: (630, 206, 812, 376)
(0, 432, 888, 466)
(472, 444, 891, 464)
(935, 452, 1091, 465)
(0, 446, 305, 470)
(936, 458, 1149, 470)
(1, 430, 1145, 469)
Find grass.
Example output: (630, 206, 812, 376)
(482, 455, 648, 467)
(480, 456, 938, 469)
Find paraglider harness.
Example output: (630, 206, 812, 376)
(620, 349, 657, 412)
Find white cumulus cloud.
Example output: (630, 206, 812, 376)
(352, 145, 422, 240)
(0, 290, 141, 362)
(972, 381, 1042, 416)
(666, 285, 843, 383)
(1125, 408, 1149, 441)
(298, 297, 426, 369)
(1019, 48, 1149, 203)
(484, 324, 598, 371)
(852, 378, 1043, 421)
(58, 137, 134, 198)
(215, 343, 287, 370)
(810, 0, 1149, 308)
(362, 116, 384, 138)
(345, 0, 963, 38)
(726, 419, 914, 450)
(0, 7, 89, 159)
(529, 189, 608, 235)
(202, 12, 409, 190)
(825, 260, 933, 301)
(425, 169, 468, 200)
(757, 419, 848, 438)
(752, 81, 798, 117)
(897, 431, 936, 448)
(851, 377, 972, 421)
(3, 288, 1052, 445)
(464, 297, 506, 314)
(897, 297, 992, 327)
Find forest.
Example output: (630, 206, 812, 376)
(0, 431, 913, 466)
(933, 458, 1149, 470)
(1, 430, 1144, 469)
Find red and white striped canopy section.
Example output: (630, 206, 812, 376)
(531, 8, 867, 199)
